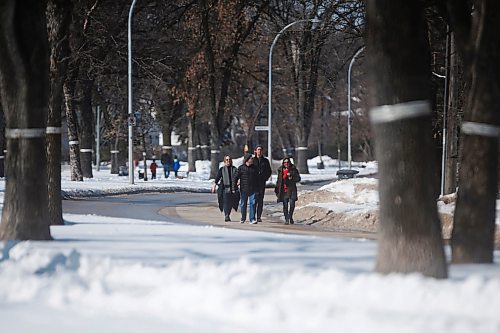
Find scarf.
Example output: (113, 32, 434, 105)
(282, 168, 288, 192)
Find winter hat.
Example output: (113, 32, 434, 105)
(243, 153, 253, 163)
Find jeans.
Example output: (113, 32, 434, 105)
(163, 166, 171, 178)
(239, 191, 256, 222)
(282, 196, 296, 222)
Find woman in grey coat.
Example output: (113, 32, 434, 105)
(274, 157, 301, 224)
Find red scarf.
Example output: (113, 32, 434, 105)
(282, 168, 288, 192)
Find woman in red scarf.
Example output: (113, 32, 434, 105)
(274, 157, 301, 224)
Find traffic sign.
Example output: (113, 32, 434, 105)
(128, 116, 136, 126)
(254, 126, 269, 131)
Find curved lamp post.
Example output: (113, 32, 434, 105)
(347, 46, 365, 170)
(268, 18, 320, 162)
(127, 0, 138, 184)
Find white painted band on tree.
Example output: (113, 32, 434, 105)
(211, 150, 220, 154)
(69, 140, 79, 145)
(162, 146, 172, 149)
(80, 149, 93, 153)
(369, 100, 431, 124)
(461, 121, 500, 138)
(110, 150, 119, 154)
(201, 145, 209, 149)
(188, 147, 197, 150)
(5, 128, 46, 139)
(0, 156, 4, 159)
(46, 127, 62, 134)
(296, 147, 308, 150)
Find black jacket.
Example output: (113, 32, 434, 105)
(234, 163, 258, 193)
(253, 156, 272, 189)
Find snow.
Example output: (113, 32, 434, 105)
(0, 156, 499, 332)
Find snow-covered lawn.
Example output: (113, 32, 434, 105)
(0, 156, 499, 332)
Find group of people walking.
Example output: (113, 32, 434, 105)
(149, 150, 180, 179)
(212, 145, 301, 225)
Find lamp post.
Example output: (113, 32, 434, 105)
(347, 46, 365, 170)
(268, 18, 320, 162)
(127, 0, 138, 184)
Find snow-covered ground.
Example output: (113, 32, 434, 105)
(0, 156, 499, 332)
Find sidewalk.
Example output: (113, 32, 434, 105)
(160, 188, 377, 240)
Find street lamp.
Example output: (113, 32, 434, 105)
(347, 46, 365, 170)
(268, 18, 320, 162)
(127, 0, 138, 184)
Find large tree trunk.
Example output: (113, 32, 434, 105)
(46, 0, 72, 226)
(79, 79, 94, 178)
(0, 0, 51, 240)
(367, 0, 447, 278)
(450, 1, 500, 263)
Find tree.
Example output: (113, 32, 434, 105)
(443, 0, 500, 263)
(366, 0, 447, 278)
(186, 0, 270, 179)
(47, 0, 73, 225)
(0, 0, 51, 240)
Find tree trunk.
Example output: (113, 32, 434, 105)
(451, 2, 500, 263)
(187, 113, 196, 172)
(367, 0, 447, 278)
(46, 0, 72, 225)
(0, 0, 51, 240)
(0, 108, 5, 178)
(444, 33, 463, 195)
(79, 79, 94, 178)
(63, 74, 83, 181)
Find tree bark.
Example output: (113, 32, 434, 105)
(367, 0, 447, 278)
(0, 0, 51, 240)
(46, 0, 72, 225)
(78, 79, 94, 178)
(450, 1, 500, 263)
(63, 75, 83, 181)
(444, 33, 464, 195)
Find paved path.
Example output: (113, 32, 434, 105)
(160, 189, 377, 240)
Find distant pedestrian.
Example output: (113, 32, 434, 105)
(234, 154, 258, 224)
(150, 160, 158, 179)
(160, 149, 172, 179)
(253, 145, 272, 222)
(173, 156, 180, 178)
(212, 155, 239, 222)
(275, 157, 301, 225)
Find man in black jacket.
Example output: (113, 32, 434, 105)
(234, 154, 258, 224)
(253, 145, 272, 222)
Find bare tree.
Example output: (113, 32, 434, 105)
(47, 0, 72, 225)
(444, 0, 500, 263)
(0, 0, 51, 240)
(367, 0, 447, 278)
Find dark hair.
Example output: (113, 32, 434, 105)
(282, 157, 292, 166)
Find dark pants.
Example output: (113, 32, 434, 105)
(223, 191, 233, 218)
(254, 186, 265, 219)
(282, 195, 296, 223)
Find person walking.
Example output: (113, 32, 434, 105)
(160, 149, 172, 179)
(150, 159, 158, 179)
(252, 145, 272, 222)
(234, 154, 258, 224)
(173, 155, 181, 178)
(212, 155, 238, 222)
(275, 157, 301, 225)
